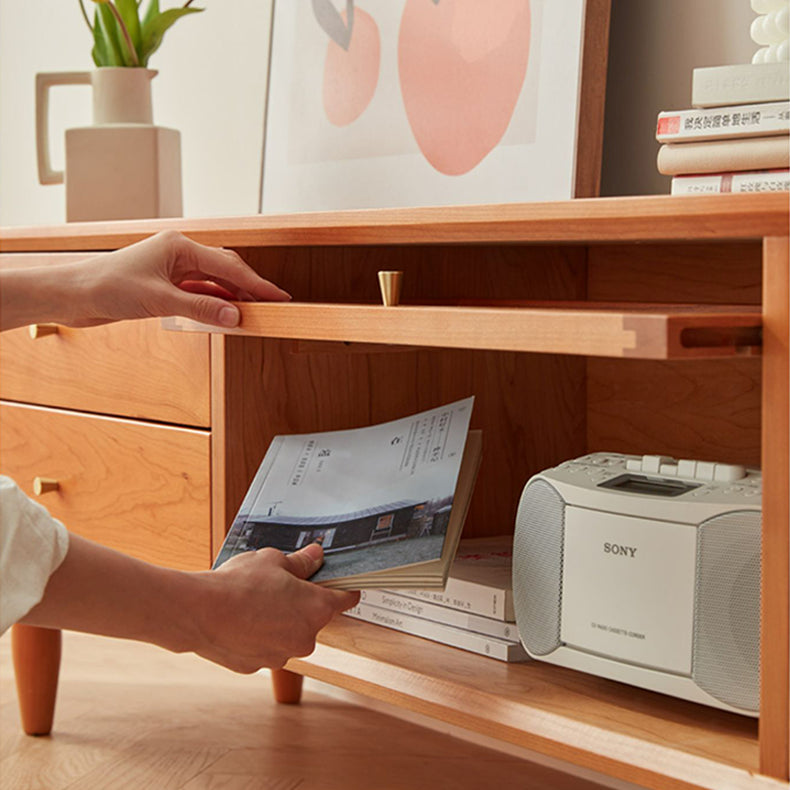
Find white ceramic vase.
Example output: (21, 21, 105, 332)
(36, 67, 182, 222)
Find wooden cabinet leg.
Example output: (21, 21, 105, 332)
(11, 624, 62, 736)
(271, 668, 303, 704)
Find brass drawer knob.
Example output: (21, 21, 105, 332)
(29, 323, 59, 339)
(33, 477, 59, 496)
(378, 271, 403, 306)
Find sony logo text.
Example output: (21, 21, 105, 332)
(603, 542, 637, 558)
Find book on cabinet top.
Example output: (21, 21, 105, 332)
(213, 397, 482, 590)
(657, 134, 790, 176)
(670, 169, 789, 194)
(691, 62, 790, 108)
(656, 102, 789, 143)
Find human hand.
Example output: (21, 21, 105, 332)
(192, 543, 360, 673)
(66, 230, 290, 329)
(19, 530, 357, 674)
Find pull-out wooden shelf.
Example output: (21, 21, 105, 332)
(289, 617, 773, 790)
(166, 301, 761, 360)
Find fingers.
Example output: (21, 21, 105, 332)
(330, 589, 361, 612)
(160, 288, 244, 327)
(178, 280, 237, 300)
(196, 544, 361, 673)
(279, 545, 360, 612)
(52, 231, 291, 329)
(282, 542, 325, 580)
(167, 233, 291, 302)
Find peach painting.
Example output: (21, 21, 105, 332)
(398, 0, 532, 176)
(261, 0, 587, 212)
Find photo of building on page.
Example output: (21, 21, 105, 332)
(213, 397, 476, 586)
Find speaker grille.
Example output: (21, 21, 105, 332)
(512, 479, 565, 656)
(692, 510, 761, 713)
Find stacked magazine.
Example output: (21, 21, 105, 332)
(214, 398, 482, 590)
(344, 536, 529, 663)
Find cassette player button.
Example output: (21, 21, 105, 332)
(659, 463, 679, 476)
(625, 459, 642, 472)
(695, 461, 716, 481)
(641, 455, 674, 474)
(713, 463, 746, 482)
(677, 459, 697, 478)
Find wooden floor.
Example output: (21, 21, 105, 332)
(0, 631, 619, 790)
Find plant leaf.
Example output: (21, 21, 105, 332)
(91, 8, 107, 67)
(141, 0, 160, 31)
(115, 0, 143, 62)
(91, 38, 105, 67)
(140, 6, 202, 65)
(93, 5, 126, 66)
(139, 0, 160, 64)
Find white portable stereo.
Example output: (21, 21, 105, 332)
(512, 452, 761, 715)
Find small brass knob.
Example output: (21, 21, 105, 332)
(29, 324, 59, 339)
(378, 271, 403, 307)
(33, 477, 59, 496)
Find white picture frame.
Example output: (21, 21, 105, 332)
(259, 0, 609, 214)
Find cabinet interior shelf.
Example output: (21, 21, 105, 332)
(288, 617, 760, 790)
(165, 301, 762, 360)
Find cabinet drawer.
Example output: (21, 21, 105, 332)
(0, 251, 211, 427)
(0, 402, 211, 571)
(0, 319, 210, 426)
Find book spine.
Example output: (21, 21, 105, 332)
(671, 170, 790, 195)
(393, 577, 514, 621)
(692, 63, 790, 108)
(657, 135, 790, 176)
(362, 589, 519, 640)
(344, 602, 529, 662)
(656, 103, 790, 143)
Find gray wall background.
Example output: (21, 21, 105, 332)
(601, 0, 756, 196)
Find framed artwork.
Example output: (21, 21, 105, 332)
(259, 0, 610, 213)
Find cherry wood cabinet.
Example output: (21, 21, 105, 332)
(1, 194, 787, 790)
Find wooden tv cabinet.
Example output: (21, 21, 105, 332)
(1, 194, 787, 790)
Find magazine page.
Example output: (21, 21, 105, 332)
(214, 397, 475, 584)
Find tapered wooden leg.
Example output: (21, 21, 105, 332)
(271, 668, 303, 704)
(11, 624, 62, 736)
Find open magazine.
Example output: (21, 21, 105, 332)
(213, 397, 481, 590)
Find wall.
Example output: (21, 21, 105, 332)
(0, 0, 759, 226)
(601, 0, 756, 196)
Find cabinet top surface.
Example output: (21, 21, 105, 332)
(0, 194, 787, 252)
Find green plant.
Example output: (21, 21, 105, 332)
(78, 0, 203, 68)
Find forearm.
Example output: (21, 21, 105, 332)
(0, 264, 89, 331)
(17, 522, 358, 673)
(20, 533, 207, 655)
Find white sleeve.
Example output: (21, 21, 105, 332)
(0, 475, 69, 634)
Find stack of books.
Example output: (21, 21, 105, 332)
(344, 536, 529, 662)
(212, 397, 524, 662)
(656, 61, 789, 194)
